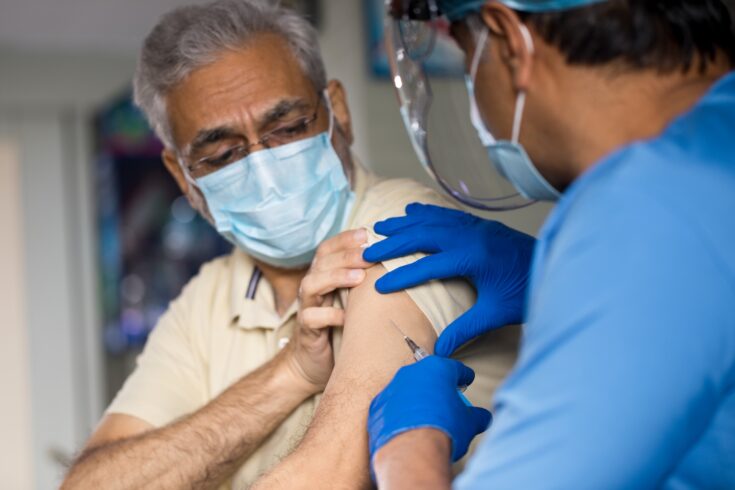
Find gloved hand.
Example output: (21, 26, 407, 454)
(363, 203, 536, 356)
(368, 356, 492, 464)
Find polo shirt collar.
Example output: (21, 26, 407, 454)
(227, 160, 377, 330)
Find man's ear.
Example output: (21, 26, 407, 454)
(162, 148, 190, 193)
(480, 3, 534, 91)
(162, 148, 213, 222)
(326, 79, 353, 145)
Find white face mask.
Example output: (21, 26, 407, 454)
(189, 92, 355, 268)
(466, 25, 561, 202)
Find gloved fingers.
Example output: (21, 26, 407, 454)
(405, 202, 471, 222)
(400, 204, 476, 229)
(448, 359, 476, 388)
(373, 203, 470, 236)
(421, 356, 476, 387)
(362, 227, 443, 263)
(435, 304, 498, 357)
(470, 407, 493, 434)
(448, 406, 493, 462)
(373, 253, 464, 294)
(373, 213, 429, 236)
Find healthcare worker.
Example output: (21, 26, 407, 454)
(364, 0, 735, 487)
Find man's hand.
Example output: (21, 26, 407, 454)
(287, 228, 373, 392)
(63, 347, 321, 490)
(363, 203, 536, 356)
(368, 356, 492, 465)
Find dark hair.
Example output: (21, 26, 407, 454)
(520, 0, 735, 73)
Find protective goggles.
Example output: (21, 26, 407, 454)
(385, 0, 533, 210)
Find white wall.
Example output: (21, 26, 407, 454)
(0, 48, 136, 111)
(0, 130, 34, 490)
(0, 49, 132, 490)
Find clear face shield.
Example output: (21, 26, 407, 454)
(385, 0, 534, 210)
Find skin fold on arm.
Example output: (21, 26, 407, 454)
(252, 264, 437, 489)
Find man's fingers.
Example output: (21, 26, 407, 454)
(314, 228, 368, 259)
(300, 268, 366, 308)
(373, 253, 465, 294)
(300, 306, 345, 330)
(312, 246, 372, 272)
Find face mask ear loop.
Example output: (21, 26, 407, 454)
(511, 92, 526, 144)
(512, 24, 535, 144)
(323, 89, 335, 139)
(469, 27, 489, 92)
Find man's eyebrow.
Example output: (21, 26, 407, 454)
(259, 98, 312, 128)
(184, 97, 312, 157)
(187, 126, 240, 156)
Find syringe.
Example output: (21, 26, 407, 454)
(390, 320, 473, 406)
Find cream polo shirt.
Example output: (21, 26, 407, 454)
(106, 164, 520, 489)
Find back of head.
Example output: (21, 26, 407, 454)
(520, 0, 735, 74)
(134, 0, 326, 149)
(444, 0, 735, 73)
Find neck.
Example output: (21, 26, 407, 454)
(537, 58, 731, 188)
(255, 260, 307, 317)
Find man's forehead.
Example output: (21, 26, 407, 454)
(167, 34, 316, 145)
(178, 36, 313, 102)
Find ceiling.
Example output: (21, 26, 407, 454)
(0, 0, 205, 54)
(1, 0, 732, 56)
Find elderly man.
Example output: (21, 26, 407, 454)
(61, 1, 518, 489)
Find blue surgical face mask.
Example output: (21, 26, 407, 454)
(190, 92, 355, 268)
(465, 26, 561, 202)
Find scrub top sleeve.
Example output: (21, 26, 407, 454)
(455, 194, 733, 489)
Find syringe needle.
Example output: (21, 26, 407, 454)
(390, 320, 472, 406)
(389, 319, 407, 338)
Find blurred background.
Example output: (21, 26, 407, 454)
(1, 0, 732, 488)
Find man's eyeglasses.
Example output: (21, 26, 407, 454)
(185, 94, 323, 179)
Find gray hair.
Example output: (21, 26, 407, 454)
(133, 0, 328, 149)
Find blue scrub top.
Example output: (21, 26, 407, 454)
(456, 71, 735, 489)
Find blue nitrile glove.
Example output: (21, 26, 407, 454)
(368, 356, 492, 464)
(363, 203, 536, 356)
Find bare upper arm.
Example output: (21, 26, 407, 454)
(83, 414, 154, 452)
(332, 263, 436, 391)
(295, 264, 436, 484)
